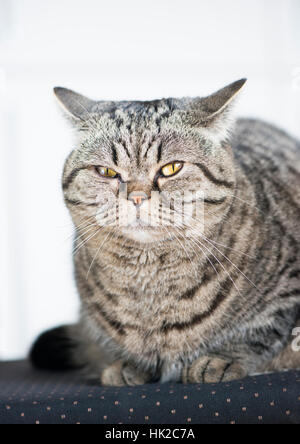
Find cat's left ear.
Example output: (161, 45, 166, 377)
(186, 79, 247, 140)
(54, 87, 97, 121)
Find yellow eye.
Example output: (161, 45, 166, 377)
(161, 162, 183, 177)
(97, 167, 118, 178)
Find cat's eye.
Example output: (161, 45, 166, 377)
(161, 162, 183, 177)
(96, 167, 118, 178)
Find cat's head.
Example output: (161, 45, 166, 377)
(56, 79, 246, 245)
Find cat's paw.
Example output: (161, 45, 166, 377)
(100, 361, 151, 387)
(182, 356, 247, 384)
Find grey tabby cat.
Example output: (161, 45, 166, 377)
(31, 79, 300, 385)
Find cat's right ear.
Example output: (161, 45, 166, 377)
(54, 87, 96, 121)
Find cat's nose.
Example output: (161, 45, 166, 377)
(128, 192, 148, 207)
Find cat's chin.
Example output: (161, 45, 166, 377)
(120, 226, 167, 244)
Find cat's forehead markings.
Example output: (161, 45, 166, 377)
(84, 100, 175, 169)
(112, 120, 164, 167)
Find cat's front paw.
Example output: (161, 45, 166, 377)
(182, 356, 247, 384)
(101, 361, 151, 387)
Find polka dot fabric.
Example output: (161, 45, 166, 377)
(0, 361, 300, 424)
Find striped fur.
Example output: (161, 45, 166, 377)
(31, 80, 300, 385)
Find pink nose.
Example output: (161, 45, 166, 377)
(128, 192, 148, 207)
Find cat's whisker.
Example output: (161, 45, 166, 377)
(74, 226, 98, 249)
(73, 217, 117, 256)
(194, 235, 241, 296)
(175, 224, 241, 296)
(86, 227, 117, 279)
(73, 220, 113, 255)
(200, 235, 256, 260)
(64, 222, 98, 244)
(74, 204, 115, 229)
(62, 209, 106, 243)
(226, 192, 264, 214)
(200, 232, 261, 293)
(175, 208, 257, 260)
(181, 220, 260, 294)
(73, 228, 100, 256)
(163, 226, 199, 279)
(64, 201, 117, 242)
(176, 228, 220, 281)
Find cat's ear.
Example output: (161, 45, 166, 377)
(54, 87, 97, 121)
(185, 79, 247, 141)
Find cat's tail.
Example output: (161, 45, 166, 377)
(30, 325, 85, 371)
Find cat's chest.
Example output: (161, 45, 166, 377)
(85, 248, 218, 365)
(97, 247, 193, 299)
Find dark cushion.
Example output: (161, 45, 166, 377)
(0, 361, 299, 424)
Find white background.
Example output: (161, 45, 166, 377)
(0, 0, 299, 360)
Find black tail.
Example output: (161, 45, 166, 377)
(30, 326, 83, 371)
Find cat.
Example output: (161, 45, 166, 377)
(30, 79, 300, 385)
